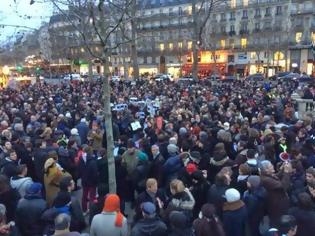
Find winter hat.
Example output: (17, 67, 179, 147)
(224, 188, 241, 203)
(53, 191, 71, 208)
(141, 202, 156, 215)
(186, 163, 198, 175)
(138, 151, 148, 162)
(167, 144, 179, 155)
(44, 158, 55, 171)
(26, 183, 42, 195)
(103, 194, 124, 227)
(71, 128, 79, 136)
(65, 112, 71, 118)
(179, 127, 188, 136)
(190, 151, 202, 163)
(247, 175, 261, 189)
(223, 122, 230, 130)
(169, 211, 187, 228)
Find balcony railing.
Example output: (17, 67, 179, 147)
(239, 30, 249, 35)
(229, 31, 236, 36)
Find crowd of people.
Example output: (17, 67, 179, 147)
(0, 77, 314, 236)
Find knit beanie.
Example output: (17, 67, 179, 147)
(225, 188, 241, 203)
(103, 194, 124, 227)
(169, 211, 187, 228)
(167, 144, 179, 155)
(186, 163, 198, 175)
(26, 182, 42, 195)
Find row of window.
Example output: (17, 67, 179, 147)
(217, 6, 283, 21)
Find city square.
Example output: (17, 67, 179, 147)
(0, 0, 315, 236)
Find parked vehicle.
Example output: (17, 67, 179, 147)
(246, 73, 265, 81)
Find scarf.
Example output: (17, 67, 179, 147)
(103, 194, 123, 227)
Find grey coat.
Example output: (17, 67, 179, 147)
(90, 212, 128, 236)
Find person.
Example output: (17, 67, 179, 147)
(44, 158, 69, 206)
(279, 215, 297, 236)
(162, 179, 195, 222)
(78, 145, 99, 213)
(168, 210, 193, 236)
(260, 160, 290, 227)
(75, 118, 89, 145)
(90, 194, 128, 236)
(243, 175, 267, 236)
(96, 148, 109, 194)
(10, 164, 33, 198)
(0, 150, 19, 179)
(193, 203, 225, 236)
(53, 213, 80, 236)
(135, 178, 166, 222)
(222, 188, 247, 236)
(15, 183, 47, 236)
(130, 202, 167, 236)
(0, 204, 20, 236)
(0, 175, 20, 222)
(288, 192, 315, 236)
(89, 184, 107, 224)
(149, 145, 165, 186)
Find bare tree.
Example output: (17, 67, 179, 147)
(191, 0, 227, 80)
(35, 0, 134, 193)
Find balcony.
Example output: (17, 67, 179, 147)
(254, 14, 261, 19)
(291, 9, 314, 15)
(239, 30, 249, 35)
(229, 17, 236, 21)
(253, 28, 261, 33)
(229, 31, 236, 36)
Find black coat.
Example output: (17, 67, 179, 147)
(78, 155, 99, 187)
(135, 189, 166, 222)
(0, 188, 20, 222)
(97, 157, 109, 191)
(131, 218, 167, 236)
(288, 206, 315, 236)
(15, 194, 47, 236)
(149, 153, 165, 186)
(33, 148, 49, 183)
(222, 201, 247, 236)
(207, 184, 229, 218)
(1, 158, 19, 179)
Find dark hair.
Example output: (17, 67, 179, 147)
(16, 164, 27, 175)
(215, 172, 229, 186)
(54, 213, 71, 230)
(59, 176, 73, 192)
(279, 215, 297, 234)
(297, 192, 314, 210)
(0, 175, 10, 193)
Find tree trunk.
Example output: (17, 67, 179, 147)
(122, 56, 128, 80)
(191, 0, 198, 80)
(102, 55, 116, 194)
(88, 61, 93, 80)
(131, 0, 139, 80)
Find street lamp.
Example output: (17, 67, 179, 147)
(2, 66, 9, 75)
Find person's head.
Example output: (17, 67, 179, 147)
(59, 176, 75, 192)
(54, 213, 71, 232)
(307, 182, 315, 198)
(247, 175, 261, 190)
(8, 150, 17, 161)
(151, 145, 159, 156)
(16, 164, 27, 177)
(103, 194, 124, 227)
(170, 179, 185, 195)
(239, 163, 251, 176)
(169, 211, 188, 230)
(259, 160, 275, 175)
(247, 149, 256, 160)
(146, 178, 158, 194)
(279, 215, 297, 236)
(306, 167, 315, 185)
(141, 202, 156, 219)
(215, 171, 231, 186)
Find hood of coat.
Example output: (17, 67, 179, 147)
(135, 218, 165, 234)
(223, 200, 245, 211)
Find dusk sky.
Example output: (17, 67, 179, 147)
(0, 0, 53, 45)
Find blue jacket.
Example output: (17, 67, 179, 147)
(223, 200, 247, 236)
(76, 122, 89, 145)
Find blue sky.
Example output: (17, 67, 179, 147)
(0, 0, 53, 45)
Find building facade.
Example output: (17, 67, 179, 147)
(136, 0, 315, 77)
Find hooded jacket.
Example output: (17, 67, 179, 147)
(10, 176, 33, 197)
(130, 217, 167, 236)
